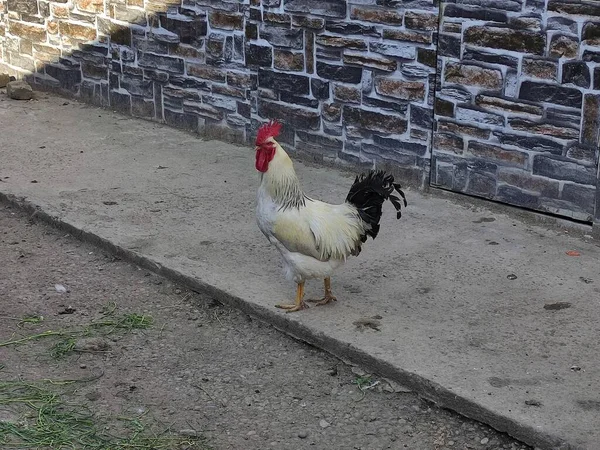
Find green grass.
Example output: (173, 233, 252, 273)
(0, 305, 209, 448)
(50, 337, 78, 359)
(0, 379, 208, 449)
(0, 305, 154, 359)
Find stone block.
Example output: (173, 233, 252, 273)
(561, 183, 596, 216)
(280, 93, 319, 109)
(59, 21, 97, 41)
(549, 34, 579, 59)
(292, 16, 325, 29)
(475, 95, 543, 116)
(404, 11, 438, 31)
(6, 80, 33, 100)
(369, 42, 416, 59)
(547, 17, 578, 33)
(322, 102, 341, 121)
(257, 99, 321, 130)
(437, 120, 491, 139)
(498, 169, 559, 198)
(333, 84, 361, 103)
(435, 98, 454, 117)
(464, 26, 545, 55)
(468, 141, 527, 167)
(444, 63, 502, 89)
(261, 26, 303, 49)
(522, 58, 557, 80)
(438, 34, 461, 58)
(325, 21, 379, 36)
(343, 52, 396, 72)
(383, 29, 432, 44)
(7, 0, 38, 15)
(496, 185, 539, 209)
(463, 49, 519, 68)
(284, 0, 347, 18)
(509, 118, 579, 140)
(258, 69, 309, 95)
(373, 135, 429, 156)
(315, 35, 367, 50)
(110, 90, 132, 114)
(164, 108, 197, 131)
(45, 64, 81, 91)
(467, 172, 496, 198)
(245, 44, 272, 68)
(581, 94, 600, 148)
(566, 144, 597, 165)
(375, 78, 425, 101)
(562, 62, 591, 88)
(417, 48, 436, 68)
(131, 96, 155, 119)
(409, 104, 432, 129)
(264, 12, 291, 26)
(0, 74, 11, 88)
(317, 62, 362, 83)
(343, 106, 407, 134)
(582, 22, 600, 45)
(519, 81, 582, 108)
(455, 106, 504, 126)
(161, 15, 207, 45)
(350, 7, 403, 25)
(76, 0, 103, 13)
(8, 20, 46, 42)
(533, 155, 596, 185)
(311, 79, 330, 99)
(548, 0, 600, 17)
(433, 132, 464, 154)
(444, 4, 507, 22)
(139, 53, 184, 74)
(496, 133, 563, 154)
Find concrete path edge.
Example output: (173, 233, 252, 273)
(1, 191, 572, 450)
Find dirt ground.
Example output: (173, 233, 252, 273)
(0, 203, 531, 450)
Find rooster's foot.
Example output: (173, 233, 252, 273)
(276, 282, 307, 313)
(275, 301, 308, 313)
(308, 293, 337, 306)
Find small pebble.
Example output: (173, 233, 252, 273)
(481, 437, 490, 445)
(179, 429, 197, 437)
(79, 364, 87, 369)
(298, 431, 308, 439)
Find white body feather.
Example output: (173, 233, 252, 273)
(256, 141, 368, 283)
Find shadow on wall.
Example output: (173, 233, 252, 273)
(0, 0, 439, 189)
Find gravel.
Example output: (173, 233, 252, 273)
(0, 204, 532, 450)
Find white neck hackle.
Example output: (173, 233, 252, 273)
(260, 139, 305, 209)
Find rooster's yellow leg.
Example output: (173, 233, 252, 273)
(275, 282, 308, 312)
(308, 277, 337, 306)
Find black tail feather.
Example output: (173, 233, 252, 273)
(346, 170, 407, 241)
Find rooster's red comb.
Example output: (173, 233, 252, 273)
(256, 120, 282, 146)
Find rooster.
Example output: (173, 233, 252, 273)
(255, 120, 407, 312)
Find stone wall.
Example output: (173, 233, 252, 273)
(432, 0, 600, 223)
(0, 0, 599, 227)
(0, 0, 439, 185)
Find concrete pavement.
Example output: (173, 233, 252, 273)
(1, 92, 599, 449)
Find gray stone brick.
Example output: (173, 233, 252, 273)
(519, 81, 582, 108)
(284, 0, 346, 18)
(533, 155, 597, 186)
(496, 185, 539, 209)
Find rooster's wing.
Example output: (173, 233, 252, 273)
(271, 199, 365, 262)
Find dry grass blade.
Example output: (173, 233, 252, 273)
(0, 380, 209, 450)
